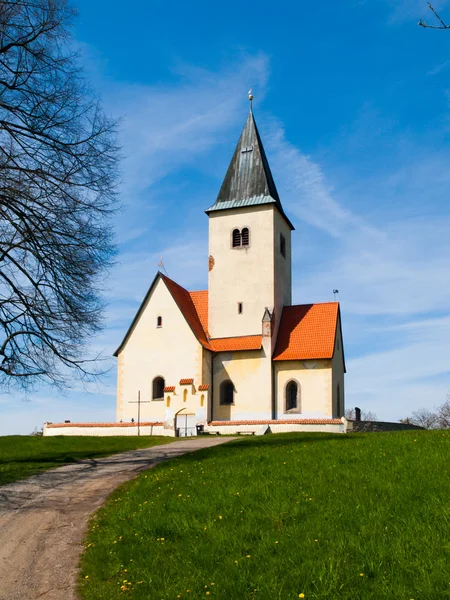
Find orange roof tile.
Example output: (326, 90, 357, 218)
(273, 303, 339, 361)
(198, 384, 210, 391)
(209, 335, 262, 352)
(179, 378, 194, 385)
(161, 274, 213, 351)
(189, 290, 209, 336)
(164, 386, 176, 392)
(209, 419, 342, 425)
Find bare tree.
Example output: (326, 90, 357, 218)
(407, 408, 439, 429)
(0, 1, 119, 389)
(419, 3, 450, 29)
(402, 398, 450, 429)
(437, 398, 450, 428)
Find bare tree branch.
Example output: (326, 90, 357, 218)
(419, 2, 450, 29)
(0, 0, 120, 390)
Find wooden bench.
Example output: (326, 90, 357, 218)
(199, 430, 221, 435)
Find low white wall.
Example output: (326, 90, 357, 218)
(43, 422, 174, 437)
(205, 418, 349, 435)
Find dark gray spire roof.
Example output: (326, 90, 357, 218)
(206, 110, 294, 229)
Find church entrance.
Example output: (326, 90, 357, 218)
(175, 409, 197, 437)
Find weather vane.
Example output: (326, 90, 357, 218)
(248, 88, 253, 110)
(333, 289, 339, 300)
(158, 256, 168, 276)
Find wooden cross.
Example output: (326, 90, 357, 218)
(129, 390, 152, 436)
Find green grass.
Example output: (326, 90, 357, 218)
(0, 435, 173, 486)
(79, 431, 450, 600)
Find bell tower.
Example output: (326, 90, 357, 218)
(206, 98, 294, 340)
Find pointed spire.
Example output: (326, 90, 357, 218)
(206, 108, 294, 229)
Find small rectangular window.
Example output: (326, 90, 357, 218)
(238, 302, 243, 314)
(157, 316, 162, 327)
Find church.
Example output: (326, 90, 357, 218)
(114, 106, 346, 436)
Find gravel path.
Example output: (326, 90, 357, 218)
(0, 436, 235, 600)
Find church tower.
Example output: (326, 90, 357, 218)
(206, 107, 294, 340)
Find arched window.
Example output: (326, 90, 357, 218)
(280, 233, 286, 257)
(157, 316, 162, 327)
(166, 396, 171, 408)
(200, 394, 205, 407)
(285, 380, 299, 412)
(241, 227, 249, 247)
(220, 379, 234, 405)
(152, 376, 165, 400)
(183, 388, 188, 403)
(336, 384, 341, 417)
(232, 229, 241, 247)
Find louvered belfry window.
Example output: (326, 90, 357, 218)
(232, 228, 241, 247)
(232, 228, 250, 248)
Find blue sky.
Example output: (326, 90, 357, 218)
(2, 0, 450, 434)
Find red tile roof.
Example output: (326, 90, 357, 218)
(161, 275, 213, 351)
(198, 384, 210, 391)
(189, 290, 209, 336)
(164, 386, 176, 392)
(209, 335, 262, 352)
(46, 422, 163, 428)
(179, 378, 194, 385)
(273, 303, 339, 361)
(209, 419, 342, 426)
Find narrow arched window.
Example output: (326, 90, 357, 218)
(183, 388, 188, 403)
(280, 233, 286, 257)
(220, 379, 234, 405)
(286, 380, 299, 411)
(166, 396, 171, 407)
(241, 227, 249, 247)
(152, 376, 165, 400)
(232, 229, 241, 247)
(336, 384, 341, 417)
(157, 316, 162, 327)
(200, 394, 205, 407)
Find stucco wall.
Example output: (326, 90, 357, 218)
(331, 314, 345, 417)
(208, 205, 291, 339)
(273, 209, 292, 348)
(274, 360, 333, 419)
(43, 423, 173, 437)
(211, 348, 272, 421)
(116, 278, 205, 424)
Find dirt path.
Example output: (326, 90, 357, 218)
(0, 436, 235, 600)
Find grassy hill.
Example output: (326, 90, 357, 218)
(0, 435, 173, 486)
(79, 430, 450, 599)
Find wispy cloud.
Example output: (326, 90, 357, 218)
(427, 59, 450, 76)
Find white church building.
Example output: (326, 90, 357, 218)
(113, 108, 347, 436)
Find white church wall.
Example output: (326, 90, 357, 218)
(212, 349, 272, 421)
(116, 278, 204, 423)
(273, 209, 292, 349)
(208, 205, 277, 339)
(274, 360, 333, 419)
(331, 314, 345, 417)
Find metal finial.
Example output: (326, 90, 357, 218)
(248, 88, 253, 110)
(158, 257, 168, 276)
